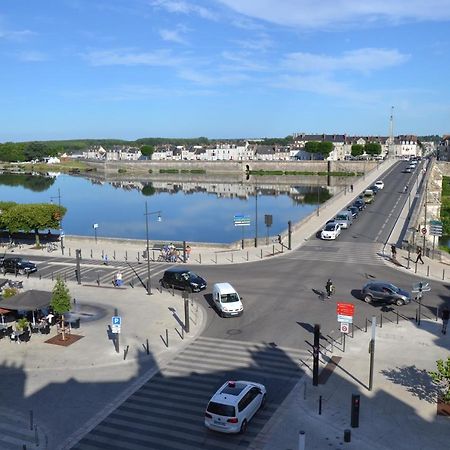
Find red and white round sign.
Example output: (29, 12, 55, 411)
(421, 227, 427, 235)
(340, 323, 350, 334)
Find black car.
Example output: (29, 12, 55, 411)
(346, 206, 359, 219)
(160, 267, 207, 292)
(369, 185, 380, 194)
(353, 199, 365, 211)
(2, 257, 37, 275)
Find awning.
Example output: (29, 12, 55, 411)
(0, 290, 51, 311)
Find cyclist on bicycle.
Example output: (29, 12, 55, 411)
(325, 279, 334, 298)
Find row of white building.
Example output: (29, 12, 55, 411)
(82, 134, 425, 162)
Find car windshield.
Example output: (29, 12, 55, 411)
(207, 402, 235, 417)
(335, 214, 347, 220)
(387, 284, 399, 293)
(324, 224, 335, 231)
(221, 293, 240, 303)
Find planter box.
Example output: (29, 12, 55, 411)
(437, 398, 450, 416)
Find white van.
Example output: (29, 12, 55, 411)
(212, 283, 244, 317)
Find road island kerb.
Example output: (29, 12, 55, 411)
(251, 319, 450, 450)
(0, 276, 207, 449)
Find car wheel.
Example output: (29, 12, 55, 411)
(186, 286, 193, 294)
(162, 281, 168, 289)
(395, 299, 405, 306)
(240, 419, 248, 434)
(19, 269, 25, 275)
(364, 294, 373, 303)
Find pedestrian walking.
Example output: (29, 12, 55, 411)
(415, 247, 424, 265)
(441, 306, 449, 335)
(391, 244, 397, 260)
(103, 253, 109, 265)
(325, 279, 334, 298)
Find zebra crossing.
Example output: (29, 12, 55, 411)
(0, 408, 42, 450)
(287, 241, 385, 265)
(72, 336, 310, 450)
(31, 257, 170, 287)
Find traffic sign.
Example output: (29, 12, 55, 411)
(412, 281, 431, 293)
(234, 214, 251, 227)
(338, 314, 353, 323)
(421, 227, 427, 235)
(340, 323, 350, 334)
(111, 324, 121, 334)
(112, 316, 121, 326)
(336, 302, 355, 316)
(429, 220, 443, 237)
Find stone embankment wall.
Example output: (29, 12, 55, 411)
(86, 159, 378, 175)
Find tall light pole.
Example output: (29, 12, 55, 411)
(254, 181, 258, 247)
(144, 201, 162, 295)
(50, 188, 64, 255)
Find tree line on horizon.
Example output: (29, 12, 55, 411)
(0, 134, 441, 162)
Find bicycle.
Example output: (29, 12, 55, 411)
(47, 243, 58, 252)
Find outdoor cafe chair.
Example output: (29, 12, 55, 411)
(40, 325, 50, 335)
(19, 331, 30, 343)
(9, 333, 18, 343)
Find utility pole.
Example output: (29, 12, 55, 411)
(368, 316, 376, 391)
(423, 183, 428, 254)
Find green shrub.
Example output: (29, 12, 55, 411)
(190, 169, 206, 174)
(159, 169, 179, 174)
(118, 168, 127, 174)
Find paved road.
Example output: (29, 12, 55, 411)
(72, 337, 308, 450)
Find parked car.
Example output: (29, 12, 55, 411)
(346, 206, 359, 219)
(1, 257, 37, 275)
(334, 210, 353, 229)
(159, 267, 207, 292)
(369, 185, 379, 194)
(374, 180, 384, 190)
(363, 189, 375, 204)
(353, 199, 365, 211)
(361, 281, 411, 306)
(212, 283, 244, 317)
(321, 222, 341, 240)
(403, 167, 412, 173)
(205, 380, 266, 434)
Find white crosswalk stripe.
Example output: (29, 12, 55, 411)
(287, 241, 384, 265)
(0, 409, 42, 449)
(72, 337, 310, 450)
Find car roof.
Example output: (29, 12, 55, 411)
(164, 267, 190, 274)
(213, 282, 236, 294)
(210, 381, 256, 406)
(365, 281, 395, 288)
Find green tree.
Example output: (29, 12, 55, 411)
(141, 183, 156, 196)
(304, 141, 320, 153)
(23, 141, 49, 161)
(429, 357, 450, 403)
(351, 144, 364, 157)
(140, 145, 154, 158)
(318, 141, 333, 156)
(365, 143, 382, 155)
(50, 277, 71, 341)
(0, 142, 26, 161)
(2, 203, 67, 245)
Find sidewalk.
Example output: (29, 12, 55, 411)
(254, 319, 450, 450)
(0, 277, 206, 449)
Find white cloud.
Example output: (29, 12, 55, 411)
(233, 36, 273, 52)
(0, 29, 35, 41)
(284, 48, 410, 74)
(215, 0, 450, 29)
(151, 0, 216, 20)
(17, 51, 48, 62)
(82, 48, 183, 66)
(159, 28, 187, 44)
(221, 51, 268, 71)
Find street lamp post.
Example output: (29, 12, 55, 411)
(50, 188, 64, 255)
(144, 201, 162, 295)
(93, 223, 99, 243)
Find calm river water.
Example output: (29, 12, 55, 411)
(0, 172, 333, 243)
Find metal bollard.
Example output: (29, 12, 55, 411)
(166, 328, 169, 348)
(146, 338, 149, 354)
(298, 431, 306, 450)
(365, 317, 368, 332)
(344, 429, 351, 443)
(436, 306, 439, 322)
(443, 269, 445, 281)
(39, 274, 41, 280)
(102, 250, 104, 258)
(125, 250, 128, 261)
(199, 254, 201, 264)
(396, 308, 399, 324)
(318, 395, 322, 415)
(231, 253, 233, 263)
(247, 251, 249, 261)
(113, 250, 116, 260)
(272, 244, 275, 256)
(123, 345, 129, 360)
(51, 272, 54, 281)
(415, 261, 417, 273)
(215, 254, 217, 264)
(29, 410, 33, 430)
(90, 249, 93, 258)
(380, 314, 383, 328)
(152, 250, 155, 261)
(427, 265, 430, 276)
(97, 274, 100, 286)
(69, 248, 71, 256)
(34, 425, 39, 447)
(260, 249, 263, 259)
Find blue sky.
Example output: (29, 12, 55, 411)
(1, 0, 449, 141)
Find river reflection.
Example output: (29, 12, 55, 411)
(0, 172, 335, 243)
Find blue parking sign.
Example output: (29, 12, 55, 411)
(112, 316, 121, 326)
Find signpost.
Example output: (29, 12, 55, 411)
(264, 214, 273, 245)
(412, 282, 431, 326)
(336, 303, 355, 346)
(429, 220, 443, 259)
(421, 227, 427, 235)
(112, 315, 121, 354)
(234, 214, 251, 248)
(340, 323, 350, 334)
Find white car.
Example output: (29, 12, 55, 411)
(321, 222, 341, 240)
(374, 180, 384, 190)
(205, 380, 266, 434)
